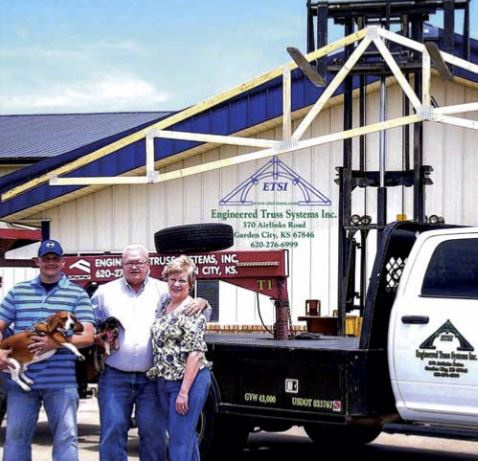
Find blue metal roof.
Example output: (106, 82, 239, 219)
(0, 27, 477, 220)
(0, 112, 173, 161)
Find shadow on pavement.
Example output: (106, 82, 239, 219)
(241, 432, 478, 461)
(2, 422, 477, 460)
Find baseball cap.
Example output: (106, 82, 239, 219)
(38, 239, 64, 257)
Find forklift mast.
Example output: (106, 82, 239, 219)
(306, 0, 470, 334)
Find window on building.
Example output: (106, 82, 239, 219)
(421, 238, 478, 299)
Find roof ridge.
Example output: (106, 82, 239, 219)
(0, 111, 176, 117)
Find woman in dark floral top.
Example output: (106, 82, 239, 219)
(147, 255, 211, 461)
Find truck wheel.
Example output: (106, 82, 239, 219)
(154, 224, 234, 254)
(304, 424, 380, 446)
(199, 393, 249, 460)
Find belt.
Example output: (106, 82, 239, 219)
(105, 364, 146, 374)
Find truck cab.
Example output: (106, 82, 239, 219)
(388, 227, 478, 428)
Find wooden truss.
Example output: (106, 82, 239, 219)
(10, 26, 478, 192)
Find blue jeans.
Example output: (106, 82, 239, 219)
(158, 368, 211, 461)
(2, 382, 79, 461)
(98, 365, 166, 461)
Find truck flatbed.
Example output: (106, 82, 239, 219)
(204, 331, 388, 425)
(206, 332, 360, 350)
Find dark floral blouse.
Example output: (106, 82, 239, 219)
(147, 295, 210, 381)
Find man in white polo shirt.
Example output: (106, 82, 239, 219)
(92, 243, 208, 461)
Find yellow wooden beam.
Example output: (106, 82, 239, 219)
(49, 176, 155, 186)
(52, 113, 423, 188)
(434, 102, 478, 115)
(372, 37, 422, 112)
(432, 114, 478, 130)
(377, 27, 425, 53)
(293, 36, 372, 141)
(1, 28, 368, 203)
(422, 47, 431, 108)
(149, 129, 277, 149)
(152, 114, 424, 183)
(282, 64, 292, 139)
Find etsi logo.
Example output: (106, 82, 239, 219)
(69, 259, 91, 274)
(220, 156, 331, 207)
(263, 182, 288, 191)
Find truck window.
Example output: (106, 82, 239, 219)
(421, 238, 478, 299)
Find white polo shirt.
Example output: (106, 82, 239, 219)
(91, 276, 168, 372)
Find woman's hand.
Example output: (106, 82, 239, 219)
(176, 391, 189, 415)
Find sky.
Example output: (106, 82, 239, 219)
(1, 0, 477, 115)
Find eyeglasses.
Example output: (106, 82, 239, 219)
(168, 277, 189, 285)
(124, 260, 149, 268)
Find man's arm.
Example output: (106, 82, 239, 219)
(91, 288, 108, 323)
(71, 322, 95, 348)
(0, 319, 13, 370)
(90, 288, 110, 346)
(184, 298, 211, 320)
(74, 289, 97, 348)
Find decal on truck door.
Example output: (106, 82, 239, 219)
(416, 319, 477, 379)
(420, 320, 474, 351)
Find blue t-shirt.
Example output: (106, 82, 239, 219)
(0, 274, 95, 389)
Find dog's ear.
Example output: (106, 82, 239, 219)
(104, 316, 124, 330)
(98, 319, 107, 331)
(47, 314, 61, 333)
(70, 314, 84, 333)
(112, 317, 125, 330)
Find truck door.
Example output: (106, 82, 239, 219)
(389, 230, 478, 426)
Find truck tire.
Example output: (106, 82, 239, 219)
(304, 423, 380, 446)
(154, 224, 234, 254)
(199, 392, 250, 460)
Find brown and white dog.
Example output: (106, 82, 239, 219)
(0, 311, 85, 391)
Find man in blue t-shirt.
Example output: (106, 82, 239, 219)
(0, 239, 95, 461)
